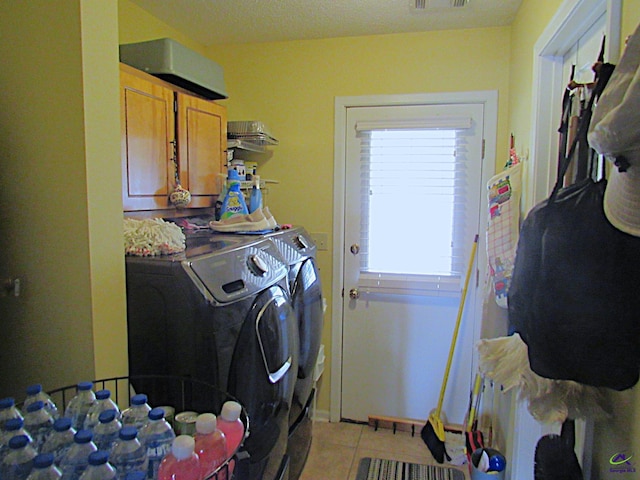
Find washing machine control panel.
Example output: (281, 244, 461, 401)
(182, 238, 288, 305)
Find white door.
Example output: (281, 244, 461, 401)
(340, 100, 488, 424)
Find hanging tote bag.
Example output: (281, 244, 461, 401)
(508, 63, 640, 391)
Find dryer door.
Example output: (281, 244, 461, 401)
(289, 257, 324, 421)
(229, 284, 298, 480)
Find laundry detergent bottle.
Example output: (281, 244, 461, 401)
(220, 169, 248, 220)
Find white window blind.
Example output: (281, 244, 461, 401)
(356, 116, 472, 296)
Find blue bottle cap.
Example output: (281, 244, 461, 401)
(95, 390, 111, 400)
(88, 450, 110, 466)
(53, 417, 72, 432)
(0, 397, 16, 409)
(131, 394, 147, 405)
(33, 453, 55, 469)
(5, 417, 24, 431)
(119, 426, 138, 441)
(8, 435, 29, 449)
(75, 429, 94, 443)
(26, 400, 45, 412)
(26, 384, 43, 395)
(148, 408, 165, 421)
(227, 169, 240, 180)
(77, 381, 93, 391)
(98, 409, 117, 423)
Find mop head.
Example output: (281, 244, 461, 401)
(477, 334, 612, 423)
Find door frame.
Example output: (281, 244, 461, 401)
(509, 1, 620, 479)
(331, 91, 498, 422)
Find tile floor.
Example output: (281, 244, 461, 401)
(299, 421, 470, 480)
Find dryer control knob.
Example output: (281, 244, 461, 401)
(248, 254, 268, 276)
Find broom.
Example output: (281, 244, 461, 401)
(421, 234, 479, 463)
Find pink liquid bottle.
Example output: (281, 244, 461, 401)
(157, 435, 200, 480)
(193, 414, 227, 480)
(215, 402, 243, 480)
(217, 402, 244, 456)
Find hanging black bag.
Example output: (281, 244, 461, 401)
(508, 62, 640, 391)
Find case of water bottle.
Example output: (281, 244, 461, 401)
(6, 376, 249, 480)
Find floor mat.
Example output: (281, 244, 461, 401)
(356, 457, 466, 480)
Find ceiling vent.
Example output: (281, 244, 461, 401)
(413, 0, 469, 8)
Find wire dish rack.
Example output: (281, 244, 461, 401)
(44, 375, 249, 480)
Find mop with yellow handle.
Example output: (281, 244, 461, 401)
(421, 234, 479, 464)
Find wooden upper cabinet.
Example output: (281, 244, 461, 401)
(177, 92, 227, 209)
(120, 63, 227, 212)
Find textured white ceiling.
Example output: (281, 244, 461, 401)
(129, 0, 523, 46)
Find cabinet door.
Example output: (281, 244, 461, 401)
(121, 68, 175, 211)
(177, 93, 227, 208)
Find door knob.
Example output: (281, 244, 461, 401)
(350, 244, 360, 255)
(349, 288, 360, 299)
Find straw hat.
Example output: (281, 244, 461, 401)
(588, 23, 640, 237)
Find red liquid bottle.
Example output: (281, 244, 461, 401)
(193, 414, 227, 480)
(157, 435, 200, 480)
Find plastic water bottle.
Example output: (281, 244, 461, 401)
(25, 453, 62, 480)
(41, 418, 76, 467)
(193, 414, 227, 480)
(83, 390, 120, 431)
(1, 419, 34, 462)
(92, 410, 121, 452)
(64, 383, 96, 431)
(217, 401, 244, 455)
(24, 385, 59, 420)
(23, 401, 55, 451)
(78, 451, 116, 480)
(0, 398, 24, 430)
(138, 408, 175, 480)
(58, 430, 97, 480)
(121, 395, 151, 431)
(157, 436, 200, 480)
(124, 471, 146, 480)
(109, 427, 148, 480)
(1, 434, 38, 480)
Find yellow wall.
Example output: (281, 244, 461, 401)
(0, 0, 126, 397)
(117, 0, 510, 417)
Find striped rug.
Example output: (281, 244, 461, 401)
(356, 458, 466, 480)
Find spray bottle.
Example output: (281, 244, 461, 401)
(249, 175, 263, 213)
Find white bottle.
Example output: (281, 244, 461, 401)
(23, 401, 55, 451)
(26, 453, 62, 480)
(91, 410, 122, 453)
(24, 385, 59, 420)
(121, 395, 151, 431)
(109, 426, 148, 480)
(83, 390, 120, 431)
(64, 383, 96, 431)
(58, 430, 97, 480)
(41, 418, 76, 467)
(78, 451, 116, 480)
(1, 434, 38, 480)
(138, 408, 175, 480)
